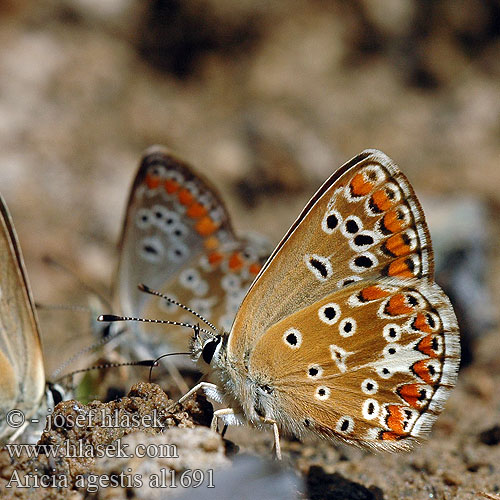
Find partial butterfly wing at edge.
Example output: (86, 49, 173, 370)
(0, 195, 45, 443)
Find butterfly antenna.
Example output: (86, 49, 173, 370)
(138, 283, 219, 332)
(50, 327, 127, 381)
(42, 255, 112, 311)
(98, 314, 215, 337)
(148, 352, 192, 382)
(54, 359, 159, 383)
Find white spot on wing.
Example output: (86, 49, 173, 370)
(283, 327, 302, 349)
(304, 254, 333, 282)
(318, 302, 341, 325)
(329, 344, 351, 373)
(339, 318, 356, 337)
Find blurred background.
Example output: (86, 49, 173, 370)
(1, 1, 499, 498)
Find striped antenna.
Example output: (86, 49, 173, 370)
(138, 283, 218, 332)
(98, 314, 215, 337)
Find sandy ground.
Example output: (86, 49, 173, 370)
(0, 1, 499, 498)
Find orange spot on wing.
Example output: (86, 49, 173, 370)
(413, 313, 432, 333)
(385, 294, 413, 316)
(398, 384, 426, 409)
(204, 236, 219, 250)
(371, 189, 394, 212)
(387, 258, 414, 278)
(380, 431, 401, 441)
(208, 252, 223, 265)
(186, 202, 208, 218)
(360, 285, 391, 301)
(164, 179, 180, 194)
(249, 262, 262, 275)
(386, 405, 406, 435)
(385, 234, 412, 257)
(412, 360, 436, 384)
(383, 209, 405, 233)
(228, 252, 244, 271)
(416, 335, 439, 358)
(195, 216, 219, 236)
(178, 188, 195, 206)
(146, 175, 161, 189)
(350, 173, 374, 196)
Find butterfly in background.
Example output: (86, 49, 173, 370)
(160, 149, 460, 458)
(114, 146, 270, 366)
(0, 196, 64, 444)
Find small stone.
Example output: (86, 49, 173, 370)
(442, 471, 462, 486)
(479, 425, 500, 446)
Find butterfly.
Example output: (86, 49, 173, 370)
(114, 146, 270, 364)
(0, 195, 64, 444)
(160, 149, 461, 458)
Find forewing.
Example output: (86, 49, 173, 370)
(229, 150, 434, 358)
(0, 196, 45, 441)
(249, 278, 459, 451)
(115, 147, 269, 353)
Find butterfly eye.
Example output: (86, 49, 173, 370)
(201, 336, 222, 364)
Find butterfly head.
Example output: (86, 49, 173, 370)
(190, 326, 227, 371)
(46, 382, 65, 407)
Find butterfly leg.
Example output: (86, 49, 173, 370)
(259, 417, 282, 460)
(177, 382, 221, 406)
(210, 408, 244, 433)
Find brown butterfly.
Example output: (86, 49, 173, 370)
(114, 146, 270, 365)
(166, 149, 460, 457)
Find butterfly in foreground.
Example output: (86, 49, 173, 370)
(0, 196, 63, 444)
(105, 149, 460, 457)
(114, 146, 270, 364)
